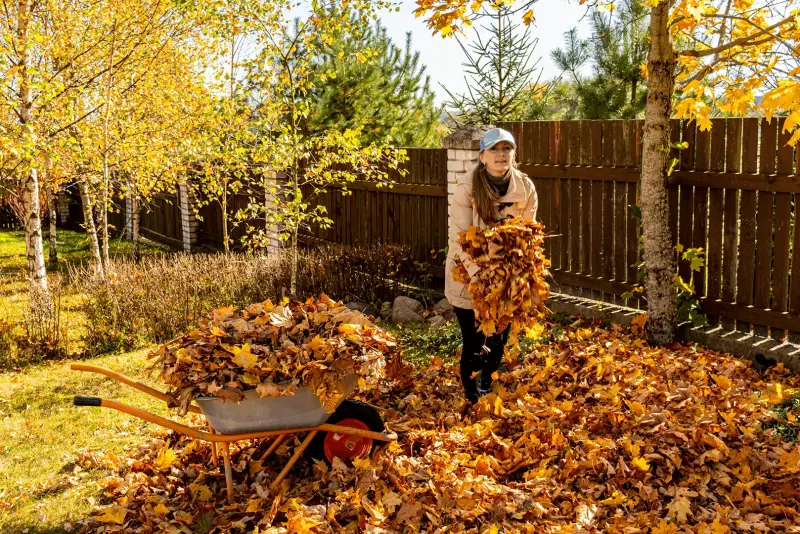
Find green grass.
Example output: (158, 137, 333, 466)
(0, 229, 169, 277)
(767, 393, 800, 442)
(0, 348, 193, 533)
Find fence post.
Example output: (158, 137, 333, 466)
(178, 182, 199, 252)
(443, 125, 493, 236)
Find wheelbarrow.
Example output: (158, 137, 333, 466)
(70, 363, 396, 501)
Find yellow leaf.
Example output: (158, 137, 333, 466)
(632, 457, 650, 471)
(92, 504, 127, 525)
(522, 9, 534, 25)
(631, 313, 647, 329)
(188, 483, 213, 501)
(247, 498, 263, 512)
(231, 344, 258, 370)
(153, 503, 169, 515)
(652, 519, 679, 534)
(153, 446, 177, 470)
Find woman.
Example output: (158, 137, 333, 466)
(445, 128, 538, 407)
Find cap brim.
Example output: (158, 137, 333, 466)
(482, 139, 516, 151)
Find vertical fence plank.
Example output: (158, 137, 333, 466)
(734, 119, 757, 332)
(706, 119, 726, 313)
(693, 126, 710, 298)
(721, 118, 742, 329)
(753, 118, 777, 337)
(772, 118, 794, 340)
(570, 122, 582, 280)
(559, 122, 570, 274)
(580, 122, 592, 291)
(613, 121, 627, 292)
(790, 202, 800, 342)
(601, 121, 615, 302)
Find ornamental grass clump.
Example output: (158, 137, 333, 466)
(453, 217, 550, 339)
(148, 294, 396, 414)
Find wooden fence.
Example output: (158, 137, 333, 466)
(139, 193, 183, 248)
(498, 118, 799, 341)
(56, 119, 796, 340)
(0, 206, 20, 230)
(298, 148, 449, 276)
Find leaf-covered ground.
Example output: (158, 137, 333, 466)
(67, 320, 800, 533)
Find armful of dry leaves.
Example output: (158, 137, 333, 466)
(453, 217, 551, 340)
(146, 294, 396, 415)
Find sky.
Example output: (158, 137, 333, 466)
(378, 0, 594, 105)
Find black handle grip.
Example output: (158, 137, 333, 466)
(74, 396, 102, 407)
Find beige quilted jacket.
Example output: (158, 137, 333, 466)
(444, 168, 539, 310)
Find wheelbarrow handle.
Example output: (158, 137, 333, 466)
(70, 363, 202, 415)
(74, 396, 102, 407)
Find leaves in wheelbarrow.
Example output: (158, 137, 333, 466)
(148, 294, 395, 415)
(452, 217, 551, 342)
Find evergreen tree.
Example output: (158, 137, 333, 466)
(302, 19, 443, 147)
(443, 5, 549, 125)
(551, 0, 648, 119)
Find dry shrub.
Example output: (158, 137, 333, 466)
(0, 278, 69, 368)
(69, 244, 428, 354)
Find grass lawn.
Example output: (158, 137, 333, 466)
(0, 228, 170, 277)
(0, 348, 193, 534)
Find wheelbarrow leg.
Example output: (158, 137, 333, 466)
(258, 434, 286, 463)
(208, 424, 218, 467)
(270, 431, 317, 491)
(222, 443, 234, 503)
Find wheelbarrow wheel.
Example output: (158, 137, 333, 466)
(309, 400, 385, 463)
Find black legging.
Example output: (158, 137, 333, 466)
(454, 306, 510, 403)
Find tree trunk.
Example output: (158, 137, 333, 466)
(22, 169, 49, 295)
(17, 0, 49, 306)
(640, 3, 677, 345)
(631, 77, 638, 107)
(47, 187, 58, 264)
(222, 187, 229, 253)
(132, 196, 141, 261)
(291, 229, 298, 296)
(100, 187, 110, 268)
(79, 182, 104, 275)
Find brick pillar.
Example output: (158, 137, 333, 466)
(57, 192, 70, 224)
(265, 171, 285, 256)
(178, 182, 199, 252)
(443, 125, 494, 228)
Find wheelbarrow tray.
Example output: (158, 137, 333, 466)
(194, 375, 358, 434)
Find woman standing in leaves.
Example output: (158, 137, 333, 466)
(445, 128, 538, 409)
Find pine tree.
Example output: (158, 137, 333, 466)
(551, 0, 649, 119)
(303, 19, 442, 147)
(442, 4, 549, 125)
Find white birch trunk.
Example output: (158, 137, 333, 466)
(17, 0, 49, 304)
(79, 182, 104, 275)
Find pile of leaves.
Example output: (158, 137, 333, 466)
(76, 318, 800, 533)
(452, 217, 550, 337)
(148, 295, 394, 414)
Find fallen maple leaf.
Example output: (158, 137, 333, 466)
(91, 504, 126, 525)
(153, 446, 177, 470)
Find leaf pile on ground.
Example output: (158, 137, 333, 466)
(80, 320, 800, 533)
(453, 217, 550, 338)
(148, 294, 393, 414)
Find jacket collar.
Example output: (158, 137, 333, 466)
(498, 171, 527, 204)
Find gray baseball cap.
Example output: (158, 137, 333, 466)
(480, 128, 517, 152)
